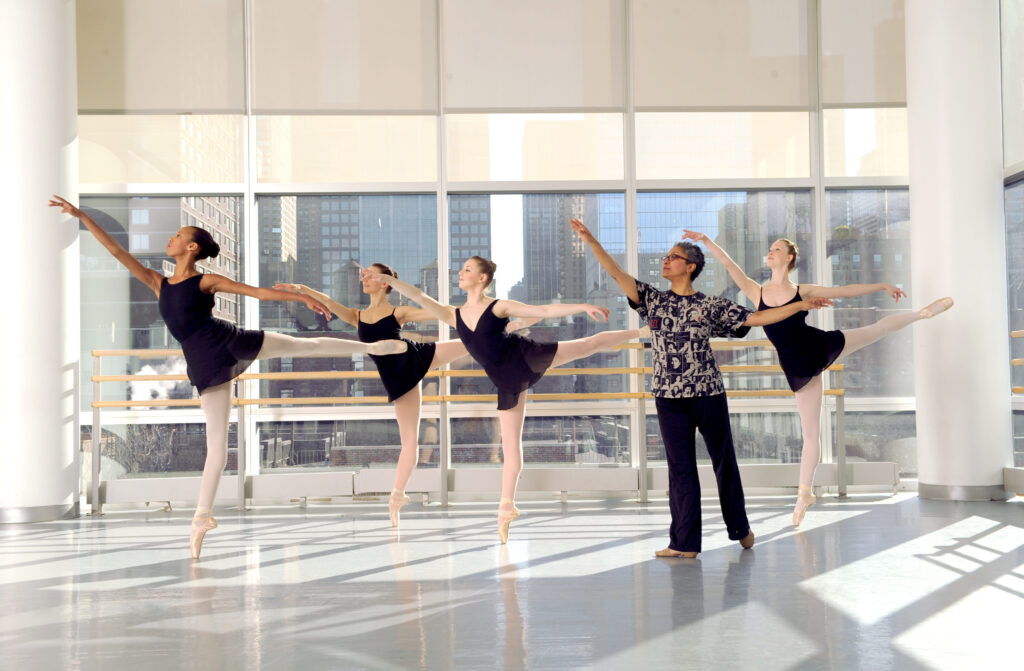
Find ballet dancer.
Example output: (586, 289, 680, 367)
(360, 257, 648, 543)
(50, 196, 406, 558)
(570, 218, 832, 558)
(274, 265, 534, 528)
(682, 230, 953, 525)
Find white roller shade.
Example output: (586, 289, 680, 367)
(251, 0, 438, 113)
(632, 0, 810, 109)
(443, 0, 625, 111)
(77, 0, 244, 113)
(821, 0, 906, 105)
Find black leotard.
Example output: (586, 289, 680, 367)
(357, 309, 436, 402)
(158, 274, 265, 394)
(456, 301, 557, 410)
(759, 287, 845, 392)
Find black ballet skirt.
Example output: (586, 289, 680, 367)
(158, 275, 264, 394)
(357, 310, 436, 402)
(760, 287, 845, 392)
(456, 301, 557, 410)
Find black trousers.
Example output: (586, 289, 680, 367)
(655, 394, 750, 552)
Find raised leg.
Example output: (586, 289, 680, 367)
(256, 330, 406, 360)
(837, 297, 953, 361)
(548, 327, 645, 369)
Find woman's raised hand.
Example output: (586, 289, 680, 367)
(881, 284, 907, 302)
(569, 218, 595, 243)
(583, 304, 611, 322)
(49, 195, 80, 217)
(359, 267, 391, 284)
(680, 229, 708, 243)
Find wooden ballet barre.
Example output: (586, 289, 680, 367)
(1012, 330, 1024, 338)
(93, 348, 183, 357)
(1011, 358, 1023, 366)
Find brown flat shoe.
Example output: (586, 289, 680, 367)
(739, 531, 755, 549)
(654, 548, 698, 558)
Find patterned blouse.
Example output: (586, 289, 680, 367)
(629, 281, 752, 398)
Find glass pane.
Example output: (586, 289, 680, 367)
(252, 0, 437, 113)
(1002, 0, 1024, 167)
(1006, 180, 1024, 390)
(79, 115, 245, 184)
(257, 194, 438, 403)
(822, 108, 908, 177)
(255, 116, 437, 183)
(257, 419, 440, 471)
(77, 0, 244, 112)
(826, 189, 912, 396)
(447, 193, 630, 400)
(821, 0, 906, 105)
(1015, 409, 1024, 467)
(80, 196, 245, 410)
(444, 0, 625, 110)
(632, 0, 811, 108)
(844, 410, 917, 478)
(635, 112, 810, 180)
(446, 114, 624, 182)
(645, 412, 803, 465)
(451, 415, 631, 466)
(82, 421, 234, 478)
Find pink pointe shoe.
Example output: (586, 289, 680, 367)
(793, 487, 817, 527)
(389, 491, 411, 528)
(919, 297, 954, 319)
(190, 513, 218, 559)
(497, 499, 520, 544)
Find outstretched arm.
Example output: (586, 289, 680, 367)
(493, 299, 610, 322)
(800, 283, 907, 302)
(273, 283, 358, 325)
(50, 195, 163, 295)
(569, 218, 639, 304)
(359, 269, 457, 326)
(204, 275, 331, 319)
(743, 297, 832, 327)
(681, 230, 760, 304)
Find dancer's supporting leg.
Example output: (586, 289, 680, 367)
(548, 326, 647, 369)
(193, 379, 231, 559)
(793, 374, 823, 525)
(497, 393, 528, 543)
(256, 331, 406, 360)
(388, 341, 469, 527)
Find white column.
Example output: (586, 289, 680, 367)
(0, 0, 80, 521)
(905, 0, 1012, 500)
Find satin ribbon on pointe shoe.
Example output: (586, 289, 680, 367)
(190, 514, 218, 559)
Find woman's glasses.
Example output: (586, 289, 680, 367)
(661, 253, 692, 264)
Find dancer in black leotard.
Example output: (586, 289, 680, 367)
(683, 230, 952, 525)
(51, 196, 405, 558)
(275, 263, 488, 528)
(361, 257, 648, 543)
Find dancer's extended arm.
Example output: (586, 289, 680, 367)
(203, 276, 331, 318)
(681, 230, 761, 304)
(359, 270, 457, 327)
(274, 283, 358, 325)
(743, 297, 832, 327)
(50, 195, 163, 294)
(800, 283, 907, 302)
(493, 300, 609, 322)
(569, 218, 639, 303)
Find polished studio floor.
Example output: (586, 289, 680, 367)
(0, 493, 1021, 670)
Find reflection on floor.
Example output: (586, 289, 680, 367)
(0, 494, 1021, 670)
